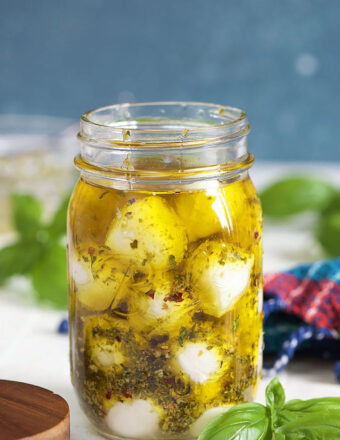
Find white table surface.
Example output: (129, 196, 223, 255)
(0, 161, 339, 439)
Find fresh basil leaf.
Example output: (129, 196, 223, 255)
(317, 210, 340, 257)
(47, 193, 70, 238)
(0, 241, 45, 285)
(275, 412, 340, 439)
(277, 397, 340, 425)
(11, 193, 43, 239)
(198, 403, 272, 440)
(260, 176, 336, 218)
(322, 191, 340, 215)
(265, 377, 286, 412)
(31, 243, 68, 309)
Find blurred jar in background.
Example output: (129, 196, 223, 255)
(0, 115, 78, 245)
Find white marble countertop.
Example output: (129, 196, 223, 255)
(0, 161, 339, 439)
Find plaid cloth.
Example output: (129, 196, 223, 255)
(263, 258, 340, 379)
(264, 258, 340, 336)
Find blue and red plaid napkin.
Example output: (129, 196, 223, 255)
(263, 258, 340, 381)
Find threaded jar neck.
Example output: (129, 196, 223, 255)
(76, 102, 253, 186)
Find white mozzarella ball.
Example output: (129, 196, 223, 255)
(73, 252, 129, 311)
(106, 399, 159, 439)
(177, 343, 218, 384)
(149, 294, 168, 317)
(190, 406, 231, 437)
(187, 240, 254, 317)
(105, 196, 187, 270)
(92, 342, 124, 368)
(71, 258, 92, 285)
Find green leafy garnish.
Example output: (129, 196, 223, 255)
(47, 193, 70, 238)
(199, 403, 272, 440)
(260, 175, 340, 256)
(0, 193, 70, 308)
(276, 413, 340, 439)
(11, 193, 43, 240)
(198, 377, 340, 440)
(0, 241, 44, 285)
(32, 243, 68, 309)
(317, 211, 340, 257)
(265, 376, 285, 433)
(260, 176, 336, 218)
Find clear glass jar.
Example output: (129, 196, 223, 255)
(0, 115, 77, 242)
(67, 102, 263, 440)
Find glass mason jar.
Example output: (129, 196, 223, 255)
(67, 102, 263, 440)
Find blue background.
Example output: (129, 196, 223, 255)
(1, 0, 339, 161)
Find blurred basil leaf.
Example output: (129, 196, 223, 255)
(317, 211, 340, 257)
(11, 193, 43, 239)
(0, 241, 45, 285)
(198, 403, 272, 440)
(260, 176, 336, 218)
(31, 243, 68, 309)
(47, 193, 70, 238)
(322, 190, 340, 215)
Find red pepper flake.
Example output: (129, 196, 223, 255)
(146, 289, 155, 299)
(165, 291, 183, 302)
(99, 408, 107, 417)
(88, 246, 96, 255)
(106, 391, 112, 400)
(163, 377, 175, 386)
(254, 231, 259, 240)
(169, 401, 178, 410)
(115, 335, 121, 342)
(122, 392, 132, 399)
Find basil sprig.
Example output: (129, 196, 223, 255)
(0, 193, 70, 308)
(259, 175, 340, 256)
(198, 377, 340, 440)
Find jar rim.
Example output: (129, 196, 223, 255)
(79, 101, 250, 147)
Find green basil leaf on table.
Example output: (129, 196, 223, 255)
(260, 176, 336, 218)
(11, 193, 43, 239)
(47, 193, 71, 238)
(265, 376, 285, 433)
(198, 403, 272, 440)
(275, 412, 340, 439)
(31, 243, 68, 309)
(321, 190, 340, 215)
(277, 397, 340, 425)
(0, 241, 45, 285)
(317, 210, 340, 257)
(265, 376, 286, 413)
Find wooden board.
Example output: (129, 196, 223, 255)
(0, 380, 70, 440)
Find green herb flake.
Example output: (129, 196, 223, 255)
(177, 325, 195, 347)
(122, 129, 131, 141)
(130, 239, 138, 249)
(99, 191, 109, 199)
(169, 254, 176, 269)
(231, 315, 239, 334)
